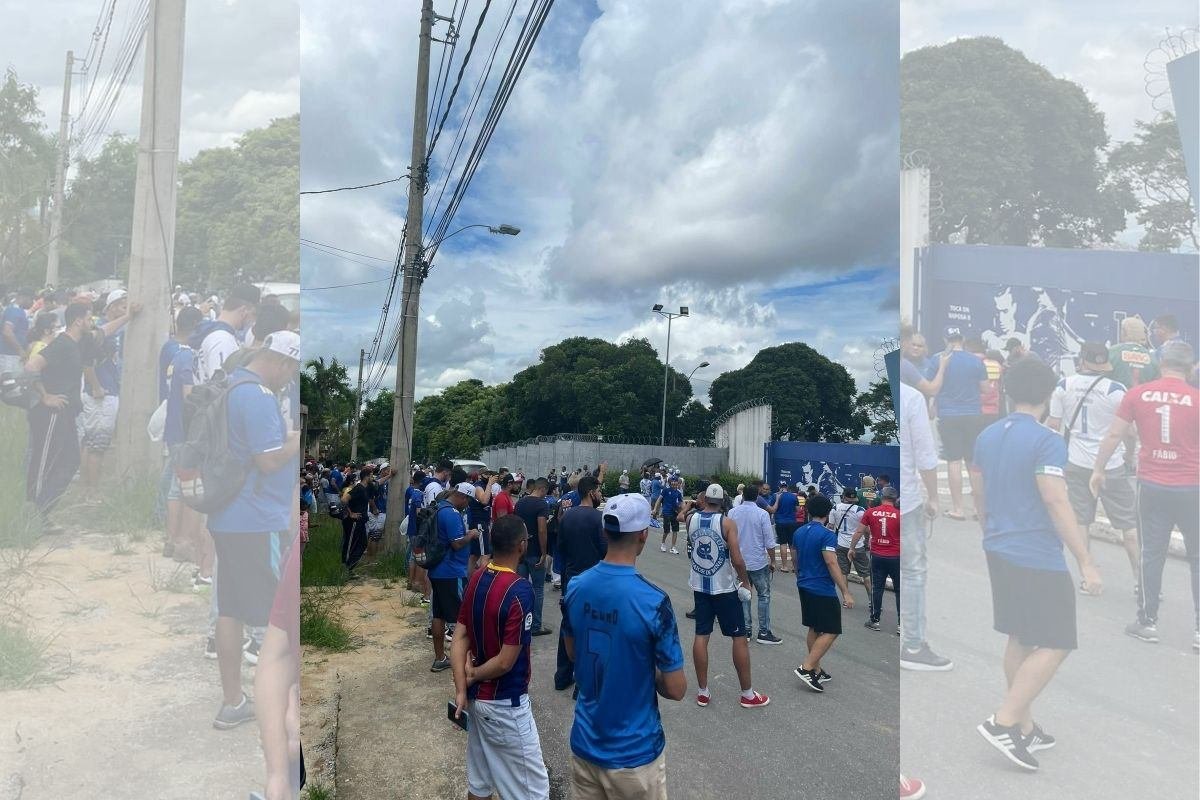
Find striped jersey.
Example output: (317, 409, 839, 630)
(457, 564, 534, 702)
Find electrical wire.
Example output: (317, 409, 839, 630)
(425, 0, 492, 163)
(305, 278, 393, 291)
(299, 175, 408, 195)
(301, 240, 394, 266)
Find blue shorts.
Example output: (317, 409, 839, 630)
(693, 590, 746, 638)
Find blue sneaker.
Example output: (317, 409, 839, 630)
(649, 518, 662, 528)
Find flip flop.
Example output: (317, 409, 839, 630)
(945, 511, 966, 521)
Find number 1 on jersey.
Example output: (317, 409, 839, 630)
(1155, 403, 1171, 444)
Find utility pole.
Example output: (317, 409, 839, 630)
(350, 347, 365, 462)
(45, 50, 74, 288)
(660, 318, 671, 446)
(383, 0, 436, 553)
(115, 0, 186, 477)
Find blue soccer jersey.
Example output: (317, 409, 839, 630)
(562, 561, 684, 769)
(793, 521, 838, 597)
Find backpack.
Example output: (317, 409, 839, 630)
(0, 371, 38, 410)
(410, 494, 452, 570)
(174, 372, 264, 514)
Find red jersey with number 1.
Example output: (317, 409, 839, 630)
(861, 504, 900, 557)
(1116, 376, 1198, 487)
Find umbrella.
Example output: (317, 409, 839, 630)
(641, 457, 663, 470)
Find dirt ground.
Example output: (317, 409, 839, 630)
(0, 524, 265, 799)
(300, 579, 470, 800)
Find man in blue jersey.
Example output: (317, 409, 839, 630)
(792, 493, 855, 693)
(404, 470, 429, 604)
(429, 483, 481, 672)
(970, 357, 1102, 772)
(649, 472, 664, 517)
(654, 476, 684, 554)
(935, 326, 989, 520)
(773, 481, 800, 573)
(563, 493, 686, 799)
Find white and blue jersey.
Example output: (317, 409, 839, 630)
(562, 562, 684, 770)
(687, 511, 737, 595)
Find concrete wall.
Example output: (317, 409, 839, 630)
(714, 403, 772, 476)
(480, 439, 728, 478)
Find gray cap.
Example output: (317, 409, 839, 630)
(1159, 340, 1195, 371)
(881, 486, 898, 500)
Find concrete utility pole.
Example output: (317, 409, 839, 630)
(45, 50, 74, 289)
(115, 0, 186, 477)
(350, 347, 365, 462)
(383, 0, 435, 553)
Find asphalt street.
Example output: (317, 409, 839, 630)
(526, 540, 898, 800)
(901, 513, 1199, 800)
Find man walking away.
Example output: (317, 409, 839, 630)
(1091, 340, 1198, 650)
(971, 357, 1102, 771)
(515, 478, 553, 635)
(554, 475, 607, 690)
(852, 487, 901, 633)
(792, 494, 855, 692)
(688, 484, 769, 709)
(655, 476, 684, 553)
(729, 483, 781, 645)
(772, 481, 800, 574)
(936, 326, 989, 520)
(451, 514, 549, 800)
(563, 493, 686, 800)
(429, 483, 481, 672)
(830, 487, 870, 605)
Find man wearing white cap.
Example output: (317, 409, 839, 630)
(429, 482, 481, 672)
(687, 483, 770, 709)
(80, 288, 142, 499)
(562, 493, 686, 799)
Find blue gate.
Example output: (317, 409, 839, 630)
(764, 442, 900, 499)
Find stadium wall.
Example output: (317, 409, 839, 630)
(765, 442, 900, 499)
(479, 439, 728, 478)
(714, 402, 772, 476)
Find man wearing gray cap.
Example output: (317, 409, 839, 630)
(1092, 340, 1198, 650)
(851, 486, 901, 634)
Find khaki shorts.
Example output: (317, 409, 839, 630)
(572, 751, 667, 800)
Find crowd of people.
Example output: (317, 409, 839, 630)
(3, 281, 304, 799)
(899, 316, 1198, 773)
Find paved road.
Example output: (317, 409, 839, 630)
(902, 513, 1198, 799)
(526, 542, 898, 800)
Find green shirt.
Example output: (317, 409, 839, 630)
(1108, 343, 1157, 388)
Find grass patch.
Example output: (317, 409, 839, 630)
(362, 550, 408, 581)
(0, 622, 51, 689)
(304, 783, 333, 800)
(0, 407, 42, 548)
(301, 514, 349, 587)
(300, 587, 356, 652)
(91, 472, 160, 537)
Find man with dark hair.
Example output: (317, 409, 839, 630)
(553, 475, 607, 690)
(162, 305, 206, 566)
(771, 481, 800, 574)
(515, 477, 552, 636)
(792, 493, 855, 693)
(562, 493, 686, 797)
(405, 470, 429, 604)
(971, 356, 1102, 771)
(194, 284, 259, 383)
(729, 482, 781, 645)
(654, 475, 684, 554)
(451, 514, 549, 800)
(424, 459, 453, 507)
(937, 326, 989, 521)
(1, 287, 33, 374)
(342, 467, 373, 573)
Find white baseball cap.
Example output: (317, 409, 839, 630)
(104, 288, 128, 309)
(454, 482, 476, 498)
(602, 493, 652, 534)
(262, 330, 300, 361)
(704, 483, 725, 501)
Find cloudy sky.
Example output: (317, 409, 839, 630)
(301, 0, 901, 405)
(1, 0, 298, 162)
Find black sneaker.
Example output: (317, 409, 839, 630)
(793, 666, 824, 693)
(243, 639, 261, 666)
(1125, 620, 1159, 643)
(864, 619, 881, 631)
(685, 609, 696, 619)
(430, 657, 451, 672)
(426, 626, 434, 639)
(532, 627, 553, 636)
(1024, 722, 1056, 752)
(976, 715, 1038, 771)
(817, 669, 832, 684)
(756, 631, 783, 645)
(900, 643, 954, 672)
(204, 636, 218, 660)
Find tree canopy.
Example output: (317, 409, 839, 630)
(1108, 112, 1198, 252)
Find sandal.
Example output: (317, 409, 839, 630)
(945, 511, 966, 521)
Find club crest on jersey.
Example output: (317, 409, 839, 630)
(691, 533, 726, 577)
(524, 612, 533, 631)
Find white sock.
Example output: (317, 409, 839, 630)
(741, 688, 756, 700)
(698, 685, 708, 694)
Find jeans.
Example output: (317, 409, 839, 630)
(517, 557, 547, 630)
(740, 566, 773, 636)
(899, 509, 927, 649)
(871, 554, 900, 624)
(555, 588, 574, 688)
(1136, 482, 1200, 628)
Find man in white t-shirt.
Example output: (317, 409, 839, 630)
(1048, 341, 1139, 585)
(423, 459, 452, 507)
(194, 284, 260, 383)
(830, 487, 870, 603)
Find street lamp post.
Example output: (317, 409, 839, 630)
(652, 304, 689, 446)
(670, 360, 709, 440)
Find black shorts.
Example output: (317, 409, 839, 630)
(430, 577, 465, 623)
(211, 532, 280, 628)
(693, 590, 747, 638)
(775, 522, 797, 547)
(986, 551, 1077, 650)
(938, 414, 984, 462)
(798, 588, 842, 634)
(662, 515, 679, 534)
(469, 520, 491, 557)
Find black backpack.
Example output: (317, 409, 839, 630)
(411, 495, 452, 570)
(175, 372, 264, 514)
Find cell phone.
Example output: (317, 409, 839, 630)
(447, 699, 469, 731)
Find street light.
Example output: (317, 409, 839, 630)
(425, 222, 520, 252)
(670, 361, 710, 440)
(652, 304, 690, 446)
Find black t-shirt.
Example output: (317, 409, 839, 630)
(515, 495, 550, 559)
(38, 332, 89, 413)
(557, 505, 606, 589)
(348, 482, 370, 516)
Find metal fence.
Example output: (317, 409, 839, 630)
(479, 432, 729, 478)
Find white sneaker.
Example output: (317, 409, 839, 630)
(660, 543, 667, 552)
(669, 547, 679, 554)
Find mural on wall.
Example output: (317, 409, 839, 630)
(766, 442, 899, 499)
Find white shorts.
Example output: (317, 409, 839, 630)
(466, 695, 549, 800)
(80, 393, 119, 450)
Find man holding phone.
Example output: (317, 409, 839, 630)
(429, 483, 481, 672)
(451, 514, 549, 800)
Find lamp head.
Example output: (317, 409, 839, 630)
(652, 303, 664, 312)
(679, 306, 689, 316)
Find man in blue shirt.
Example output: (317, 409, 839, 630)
(649, 473, 663, 514)
(429, 483, 481, 672)
(0, 288, 32, 374)
(970, 357, 1102, 772)
(330, 464, 344, 494)
(935, 326, 989, 520)
(792, 494, 855, 693)
(563, 493, 686, 796)
(205, 331, 300, 731)
(654, 476, 684, 554)
(404, 470, 429, 604)
(773, 481, 800, 573)
(162, 306, 203, 564)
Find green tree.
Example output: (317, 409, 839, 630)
(855, 378, 896, 445)
(673, 399, 714, 443)
(708, 342, 864, 443)
(301, 356, 355, 458)
(358, 388, 395, 460)
(412, 379, 502, 462)
(1108, 112, 1198, 252)
(0, 69, 55, 285)
(901, 37, 1133, 246)
(59, 135, 137, 282)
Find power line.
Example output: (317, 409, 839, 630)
(425, 0, 493, 162)
(305, 278, 393, 291)
(301, 239, 394, 265)
(299, 175, 408, 194)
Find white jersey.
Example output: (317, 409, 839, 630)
(688, 511, 738, 595)
(1050, 373, 1127, 470)
(830, 502, 866, 549)
(423, 478, 446, 508)
(196, 327, 240, 384)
